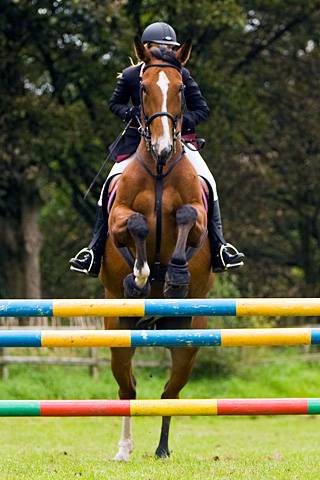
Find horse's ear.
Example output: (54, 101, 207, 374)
(176, 39, 192, 65)
(134, 36, 151, 63)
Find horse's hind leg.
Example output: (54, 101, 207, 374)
(123, 213, 151, 298)
(155, 346, 199, 458)
(164, 204, 197, 298)
(111, 346, 136, 461)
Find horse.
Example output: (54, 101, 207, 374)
(100, 37, 214, 460)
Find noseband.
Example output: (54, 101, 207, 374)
(138, 63, 186, 155)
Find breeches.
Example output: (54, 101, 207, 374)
(98, 149, 218, 206)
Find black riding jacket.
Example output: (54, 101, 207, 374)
(108, 63, 210, 160)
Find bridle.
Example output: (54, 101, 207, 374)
(138, 62, 186, 164)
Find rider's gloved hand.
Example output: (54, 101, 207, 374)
(182, 112, 195, 133)
(125, 106, 141, 122)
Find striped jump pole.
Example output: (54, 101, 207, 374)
(0, 298, 320, 317)
(0, 398, 319, 416)
(0, 328, 320, 347)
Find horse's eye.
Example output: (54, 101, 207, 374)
(179, 85, 184, 93)
(141, 85, 147, 94)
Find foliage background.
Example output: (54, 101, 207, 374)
(0, 0, 319, 300)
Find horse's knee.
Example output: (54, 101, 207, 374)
(127, 213, 149, 239)
(176, 204, 197, 226)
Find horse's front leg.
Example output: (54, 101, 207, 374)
(110, 206, 151, 298)
(164, 203, 206, 298)
(123, 212, 151, 298)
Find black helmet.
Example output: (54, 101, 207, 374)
(141, 22, 180, 47)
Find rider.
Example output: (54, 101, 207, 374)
(69, 22, 245, 277)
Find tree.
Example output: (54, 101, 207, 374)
(0, 0, 125, 297)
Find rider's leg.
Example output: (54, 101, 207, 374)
(184, 147, 245, 272)
(69, 183, 109, 277)
(209, 197, 245, 272)
(69, 157, 134, 276)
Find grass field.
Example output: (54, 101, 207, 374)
(0, 350, 319, 479)
(1, 416, 320, 479)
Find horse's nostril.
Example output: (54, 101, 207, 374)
(158, 146, 173, 164)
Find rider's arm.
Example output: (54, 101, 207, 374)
(109, 66, 140, 122)
(182, 68, 210, 133)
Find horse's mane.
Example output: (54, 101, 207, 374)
(117, 46, 181, 78)
(149, 46, 181, 69)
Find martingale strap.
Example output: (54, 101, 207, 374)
(154, 174, 163, 280)
(138, 149, 185, 282)
(117, 150, 186, 280)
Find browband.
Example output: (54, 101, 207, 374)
(142, 63, 182, 74)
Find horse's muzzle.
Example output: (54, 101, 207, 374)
(154, 146, 173, 166)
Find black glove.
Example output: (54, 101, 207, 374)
(182, 112, 195, 133)
(125, 106, 141, 122)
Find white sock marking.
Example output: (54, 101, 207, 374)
(113, 417, 133, 462)
(134, 260, 150, 288)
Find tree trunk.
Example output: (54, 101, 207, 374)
(0, 216, 24, 298)
(21, 198, 42, 299)
(0, 188, 43, 327)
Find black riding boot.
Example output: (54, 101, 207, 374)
(208, 199, 245, 272)
(69, 206, 107, 277)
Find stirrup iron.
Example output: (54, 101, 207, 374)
(69, 247, 94, 274)
(219, 243, 244, 269)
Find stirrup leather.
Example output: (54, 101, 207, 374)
(69, 248, 94, 274)
(219, 243, 244, 269)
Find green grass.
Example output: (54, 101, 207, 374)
(0, 348, 319, 399)
(0, 352, 320, 478)
(1, 416, 320, 479)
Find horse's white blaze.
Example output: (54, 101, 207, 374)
(134, 260, 150, 288)
(156, 71, 171, 150)
(113, 417, 133, 462)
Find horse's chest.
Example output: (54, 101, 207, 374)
(132, 187, 181, 218)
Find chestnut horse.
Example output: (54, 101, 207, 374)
(100, 38, 214, 460)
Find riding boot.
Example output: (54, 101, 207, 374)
(208, 199, 245, 272)
(69, 206, 107, 277)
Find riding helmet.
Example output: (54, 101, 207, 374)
(141, 22, 180, 47)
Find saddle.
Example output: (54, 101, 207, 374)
(181, 134, 206, 151)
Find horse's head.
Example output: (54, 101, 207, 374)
(134, 37, 192, 168)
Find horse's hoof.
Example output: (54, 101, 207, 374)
(123, 273, 151, 298)
(163, 262, 190, 299)
(113, 451, 130, 462)
(155, 446, 170, 459)
(113, 440, 133, 462)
